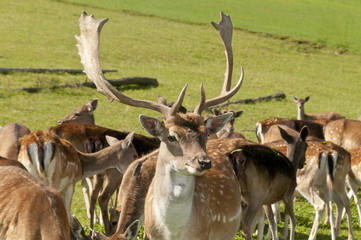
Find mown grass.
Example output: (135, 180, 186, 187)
(65, 0, 361, 53)
(1, 0, 361, 239)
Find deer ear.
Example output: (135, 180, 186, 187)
(233, 110, 243, 118)
(305, 96, 310, 102)
(105, 135, 120, 146)
(300, 126, 309, 141)
(121, 131, 135, 149)
(277, 126, 294, 144)
(124, 220, 139, 240)
(139, 115, 163, 138)
(86, 99, 98, 112)
(205, 112, 233, 136)
(291, 95, 297, 102)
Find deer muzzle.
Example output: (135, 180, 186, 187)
(197, 156, 212, 170)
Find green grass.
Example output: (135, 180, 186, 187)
(1, 0, 361, 239)
(65, 0, 361, 53)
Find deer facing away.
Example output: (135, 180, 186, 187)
(17, 130, 138, 222)
(0, 163, 70, 240)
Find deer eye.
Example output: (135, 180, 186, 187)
(167, 135, 177, 142)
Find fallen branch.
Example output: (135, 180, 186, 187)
(0, 67, 117, 74)
(206, 91, 286, 110)
(2, 77, 158, 93)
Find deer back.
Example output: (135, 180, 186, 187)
(0, 166, 70, 240)
(255, 117, 291, 143)
(324, 118, 361, 150)
(50, 122, 160, 155)
(0, 123, 30, 160)
(17, 130, 82, 190)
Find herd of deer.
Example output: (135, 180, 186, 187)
(1, 10, 361, 240)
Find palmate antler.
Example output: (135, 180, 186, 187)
(194, 12, 244, 114)
(76, 11, 243, 118)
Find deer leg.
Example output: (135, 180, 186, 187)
(62, 184, 75, 222)
(323, 201, 330, 224)
(81, 178, 92, 219)
(264, 203, 281, 240)
(98, 170, 123, 236)
(347, 179, 361, 227)
(254, 208, 265, 240)
(263, 205, 279, 240)
(282, 195, 296, 240)
(296, 187, 325, 240)
(333, 188, 355, 240)
(281, 214, 289, 240)
(90, 173, 104, 230)
(241, 199, 263, 240)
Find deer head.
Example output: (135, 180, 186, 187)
(76, 11, 244, 176)
(58, 99, 98, 125)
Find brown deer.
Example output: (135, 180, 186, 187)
(324, 118, 361, 150)
(291, 95, 345, 121)
(263, 123, 324, 144)
(256, 118, 325, 144)
(76, 10, 244, 240)
(224, 126, 308, 240)
(58, 98, 98, 125)
(267, 139, 354, 240)
(256, 117, 291, 143)
(0, 122, 30, 160)
(50, 122, 160, 234)
(0, 164, 70, 240)
(70, 149, 160, 240)
(57, 99, 100, 226)
(17, 130, 138, 221)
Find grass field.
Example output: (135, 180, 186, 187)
(1, 0, 361, 239)
(66, 0, 361, 53)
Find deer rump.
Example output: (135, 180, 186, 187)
(230, 144, 295, 205)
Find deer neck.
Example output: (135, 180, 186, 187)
(77, 142, 123, 179)
(297, 106, 306, 120)
(152, 147, 195, 238)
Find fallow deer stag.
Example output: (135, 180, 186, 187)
(76, 10, 244, 240)
(58, 98, 98, 125)
(0, 164, 70, 240)
(0, 122, 30, 160)
(17, 130, 138, 221)
(291, 95, 345, 121)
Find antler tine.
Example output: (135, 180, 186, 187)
(212, 11, 233, 93)
(76, 11, 185, 119)
(194, 12, 244, 114)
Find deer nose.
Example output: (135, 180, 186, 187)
(198, 158, 212, 170)
(57, 120, 62, 124)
